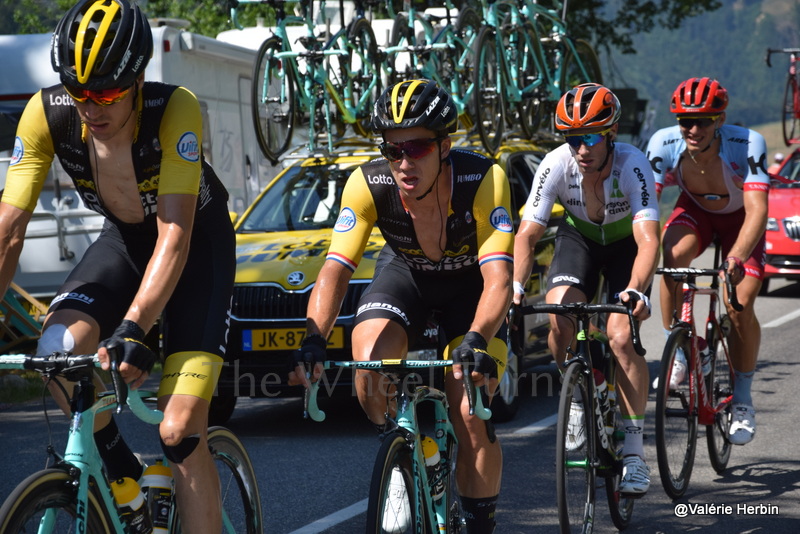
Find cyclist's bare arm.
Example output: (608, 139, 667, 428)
(512, 220, 548, 305)
(0, 203, 32, 300)
(623, 219, 660, 318)
(725, 188, 768, 285)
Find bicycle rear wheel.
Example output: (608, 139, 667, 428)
(782, 74, 800, 145)
(346, 18, 382, 137)
(387, 13, 415, 87)
(366, 432, 419, 534)
(705, 315, 734, 474)
(602, 360, 635, 530)
(252, 36, 295, 163)
(655, 327, 698, 499)
(559, 39, 602, 89)
(0, 467, 112, 534)
(555, 361, 596, 533)
(474, 26, 505, 153)
(452, 6, 482, 128)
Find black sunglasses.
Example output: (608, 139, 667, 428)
(378, 137, 444, 162)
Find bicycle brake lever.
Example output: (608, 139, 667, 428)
(461, 372, 492, 421)
(622, 296, 647, 357)
(304, 374, 326, 422)
(724, 272, 744, 312)
(109, 360, 128, 414)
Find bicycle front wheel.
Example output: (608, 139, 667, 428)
(474, 26, 505, 153)
(555, 362, 596, 533)
(366, 432, 420, 534)
(559, 39, 602, 89)
(655, 328, 698, 499)
(0, 468, 113, 534)
(252, 36, 295, 163)
(782, 74, 800, 145)
(706, 315, 734, 473)
(603, 361, 635, 530)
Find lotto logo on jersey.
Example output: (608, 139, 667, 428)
(10, 137, 23, 165)
(490, 207, 513, 233)
(177, 132, 200, 162)
(334, 207, 356, 232)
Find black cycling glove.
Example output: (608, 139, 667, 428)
(293, 334, 327, 370)
(452, 331, 497, 379)
(99, 320, 156, 373)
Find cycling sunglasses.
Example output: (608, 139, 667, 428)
(563, 128, 612, 149)
(677, 115, 720, 129)
(378, 137, 444, 162)
(63, 84, 133, 106)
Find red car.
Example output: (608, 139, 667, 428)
(764, 148, 800, 293)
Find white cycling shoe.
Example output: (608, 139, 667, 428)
(652, 349, 687, 390)
(382, 466, 411, 533)
(728, 404, 756, 445)
(619, 455, 651, 496)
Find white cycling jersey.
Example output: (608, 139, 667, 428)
(521, 143, 659, 245)
(645, 124, 770, 214)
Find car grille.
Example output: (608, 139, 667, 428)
(232, 283, 369, 321)
(783, 218, 800, 241)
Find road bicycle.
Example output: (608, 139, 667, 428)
(233, 0, 382, 163)
(305, 358, 490, 533)
(0, 352, 262, 533)
(516, 297, 644, 532)
(383, 0, 482, 130)
(473, 0, 602, 152)
(766, 47, 800, 146)
(654, 245, 743, 499)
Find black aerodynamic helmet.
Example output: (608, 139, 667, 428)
(51, 0, 153, 91)
(371, 79, 458, 137)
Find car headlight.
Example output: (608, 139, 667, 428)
(766, 218, 779, 232)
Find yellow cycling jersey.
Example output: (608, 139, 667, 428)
(327, 149, 514, 274)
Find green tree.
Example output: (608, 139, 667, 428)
(2, 0, 73, 34)
(144, 0, 266, 37)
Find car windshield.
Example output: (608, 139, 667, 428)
(775, 153, 800, 186)
(238, 164, 354, 232)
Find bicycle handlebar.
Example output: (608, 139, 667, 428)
(303, 359, 492, 422)
(0, 353, 163, 425)
(516, 299, 646, 356)
(765, 47, 800, 68)
(656, 267, 743, 312)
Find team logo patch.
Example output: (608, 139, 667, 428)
(490, 207, 513, 233)
(176, 132, 200, 162)
(10, 137, 24, 165)
(334, 207, 356, 232)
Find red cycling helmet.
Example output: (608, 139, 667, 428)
(670, 77, 728, 114)
(554, 83, 621, 132)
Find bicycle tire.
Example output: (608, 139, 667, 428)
(705, 315, 734, 474)
(452, 6, 482, 128)
(781, 74, 800, 145)
(655, 327, 698, 499)
(171, 427, 263, 534)
(514, 22, 547, 139)
(474, 26, 505, 153)
(555, 361, 596, 533)
(0, 467, 113, 534)
(346, 17, 382, 138)
(559, 39, 603, 90)
(603, 359, 635, 531)
(388, 13, 415, 87)
(252, 36, 295, 163)
(366, 432, 419, 534)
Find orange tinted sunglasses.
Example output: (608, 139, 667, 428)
(63, 84, 133, 106)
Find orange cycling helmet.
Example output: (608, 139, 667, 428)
(670, 77, 728, 114)
(555, 83, 621, 131)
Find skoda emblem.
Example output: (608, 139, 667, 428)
(287, 271, 305, 286)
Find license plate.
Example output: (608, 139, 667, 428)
(242, 327, 344, 351)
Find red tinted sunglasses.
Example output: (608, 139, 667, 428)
(379, 137, 444, 162)
(63, 84, 133, 106)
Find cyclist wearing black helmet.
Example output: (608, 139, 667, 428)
(292, 79, 513, 533)
(0, 1, 235, 530)
(514, 83, 660, 496)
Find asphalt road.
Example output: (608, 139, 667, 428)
(2, 271, 799, 533)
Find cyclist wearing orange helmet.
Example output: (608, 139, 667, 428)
(1, 1, 235, 529)
(514, 83, 660, 496)
(646, 77, 769, 446)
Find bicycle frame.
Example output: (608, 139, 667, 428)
(766, 47, 800, 145)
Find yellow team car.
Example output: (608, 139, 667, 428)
(210, 137, 564, 424)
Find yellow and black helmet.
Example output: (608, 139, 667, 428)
(371, 79, 458, 136)
(51, 0, 152, 91)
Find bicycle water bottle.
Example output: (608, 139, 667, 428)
(141, 461, 174, 534)
(111, 477, 153, 534)
(421, 436, 445, 501)
(593, 369, 612, 435)
(698, 337, 712, 377)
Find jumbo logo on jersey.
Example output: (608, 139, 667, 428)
(177, 132, 200, 162)
(10, 137, 23, 165)
(334, 207, 356, 232)
(490, 207, 513, 233)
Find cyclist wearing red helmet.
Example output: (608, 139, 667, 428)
(514, 83, 660, 495)
(292, 79, 513, 533)
(646, 77, 769, 445)
(1, 1, 235, 529)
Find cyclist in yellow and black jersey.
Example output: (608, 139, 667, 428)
(0, 1, 234, 531)
(292, 79, 513, 533)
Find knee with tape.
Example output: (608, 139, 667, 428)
(160, 434, 201, 464)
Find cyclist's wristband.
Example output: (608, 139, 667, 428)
(513, 281, 526, 295)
